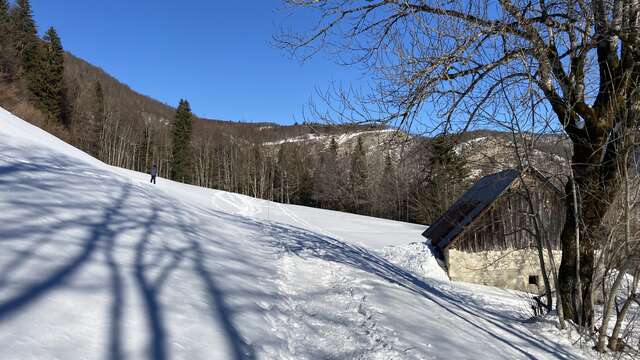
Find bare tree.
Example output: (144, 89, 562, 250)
(594, 127, 640, 352)
(276, 0, 640, 326)
(500, 89, 566, 326)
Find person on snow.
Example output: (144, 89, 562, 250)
(150, 163, 157, 184)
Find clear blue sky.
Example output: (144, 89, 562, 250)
(30, 0, 367, 124)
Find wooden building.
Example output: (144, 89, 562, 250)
(423, 168, 565, 293)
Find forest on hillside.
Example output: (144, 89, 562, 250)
(0, 0, 506, 225)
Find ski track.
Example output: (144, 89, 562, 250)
(275, 202, 342, 241)
(265, 253, 409, 360)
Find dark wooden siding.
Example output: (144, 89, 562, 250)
(451, 179, 564, 252)
(423, 169, 520, 250)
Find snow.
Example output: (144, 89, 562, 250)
(0, 106, 597, 359)
(454, 136, 488, 155)
(263, 128, 397, 147)
(377, 242, 449, 282)
(334, 129, 396, 145)
(263, 133, 323, 146)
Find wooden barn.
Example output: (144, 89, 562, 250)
(423, 168, 565, 293)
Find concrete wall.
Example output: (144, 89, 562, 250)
(446, 248, 563, 293)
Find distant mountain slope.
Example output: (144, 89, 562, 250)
(1, 46, 569, 228)
(64, 53, 381, 140)
(2, 49, 381, 144)
(63, 53, 175, 124)
(5, 49, 567, 171)
(454, 131, 570, 182)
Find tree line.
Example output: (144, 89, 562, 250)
(0, 0, 471, 227)
(186, 117, 470, 225)
(1, 0, 66, 125)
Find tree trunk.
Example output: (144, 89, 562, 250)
(558, 134, 620, 327)
(596, 267, 626, 351)
(558, 177, 595, 327)
(608, 274, 638, 351)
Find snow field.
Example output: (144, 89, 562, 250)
(0, 106, 600, 359)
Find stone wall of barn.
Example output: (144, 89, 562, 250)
(445, 248, 563, 293)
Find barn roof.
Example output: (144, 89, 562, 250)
(422, 169, 520, 251)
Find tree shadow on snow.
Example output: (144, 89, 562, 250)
(175, 207, 256, 360)
(0, 144, 258, 360)
(0, 140, 579, 359)
(252, 221, 582, 360)
(0, 181, 132, 321)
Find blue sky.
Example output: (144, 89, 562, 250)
(30, 0, 368, 124)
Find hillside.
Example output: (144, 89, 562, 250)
(0, 106, 597, 359)
(1, 42, 569, 228)
(2, 49, 380, 153)
(64, 53, 384, 140)
(0, 0, 569, 245)
(454, 131, 570, 183)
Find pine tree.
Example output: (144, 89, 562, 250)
(314, 137, 341, 208)
(10, 0, 55, 120)
(295, 151, 314, 206)
(0, 0, 15, 76)
(91, 81, 105, 156)
(349, 136, 369, 214)
(41, 27, 65, 122)
(328, 137, 338, 154)
(170, 99, 194, 182)
(0, 0, 8, 28)
(378, 152, 398, 219)
(429, 136, 467, 187)
(11, 0, 38, 71)
(414, 135, 468, 223)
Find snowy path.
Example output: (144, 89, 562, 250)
(0, 106, 592, 359)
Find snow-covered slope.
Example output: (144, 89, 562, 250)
(0, 106, 591, 359)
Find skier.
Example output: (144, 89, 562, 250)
(150, 163, 157, 184)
